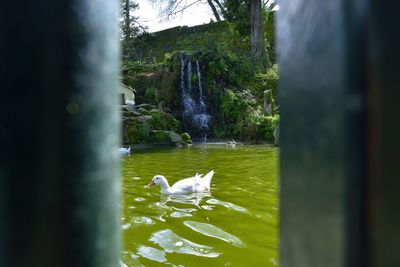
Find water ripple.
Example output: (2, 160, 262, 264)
(137, 245, 167, 263)
(149, 202, 173, 211)
(171, 207, 197, 213)
(200, 205, 215, 210)
(131, 216, 154, 227)
(170, 211, 192, 218)
(184, 221, 246, 248)
(150, 229, 220, 258)
(206, 198, 247, 213)
(121, 223, 131, 230)
(161, 193, 211, 207)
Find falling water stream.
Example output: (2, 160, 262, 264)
(180, 54, 210, 141)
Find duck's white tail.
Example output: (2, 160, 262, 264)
(202, 170, 214, 188)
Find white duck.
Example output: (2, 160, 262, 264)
(119, 146, 131, 156)
(146, 170, 215, 194)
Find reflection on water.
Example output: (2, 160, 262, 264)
(150, 229, 221, 258)
(205, 198, 248, 213)
(183, 221, 245, 248)
(160, 192, 211, 207)
(121, 144, 278, 266)
(137, 245, 167, 263)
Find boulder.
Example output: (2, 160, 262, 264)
(138, 107, 151, 115)
(181, 132, 192, 144)
(136, 103, 156, 110)
(167, 131, 184, 146)
(124, 103, 137, 113)
(137, 115, 153, 123)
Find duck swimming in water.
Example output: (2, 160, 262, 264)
(118, 146, 131, 156)
(146, 170, 215, 194)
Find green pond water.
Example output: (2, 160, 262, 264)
(121, 144, 279, 267)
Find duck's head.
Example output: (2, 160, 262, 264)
(146, 175, 168, 188)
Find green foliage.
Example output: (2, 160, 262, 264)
(215, 89, 279, 141)
(223, 0, 250, 37)
(264, 11, 276, 63)
(246, 64, 279, 104)
(224, 0, 277, 64)
(144, 87, 158, 104)
(131, 22, 229, 63)
(265, 64, 279, 103)
(216, 89, 255, 138)
(125, 68, 178, 108)
(259, 115, 280, 140)
(196, 41, 253, 86)
(120, 0, 146, 61)
(220, 90, 247, 122)
(124, 123, 150, 144)
(150, 110, 180, 131)
(151, 131, 170, 143)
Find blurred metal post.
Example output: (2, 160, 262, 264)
(366, 1, 400, 266)
(278, 0, 400, 266)
(0, 1, 121, 267)
(278, 1, 363, 267)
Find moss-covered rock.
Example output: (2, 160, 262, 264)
(136, 103, 156, 110)
(148, 130, 191, 146)
(122, 107, 181, 145)
(181, 132, 192, 144)
(167, 131, 184, 146)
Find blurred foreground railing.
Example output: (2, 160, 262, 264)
(0, 1, 121, 266)
(278, 1, 400, 266)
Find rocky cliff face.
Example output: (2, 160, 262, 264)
(121, 103, 192, 146)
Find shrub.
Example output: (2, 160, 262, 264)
(150, 110, 180, 131)
(144, 87, 158, 104)
(259, 115, 280, 140)
(247, 64, 279, 105)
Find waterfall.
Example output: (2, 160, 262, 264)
(180, 55, 185, 94)
(180, 54, 210, 141)
(187, 59, 192, 93)
(197, 60, 206, 116)
(196, 60, 202, 98)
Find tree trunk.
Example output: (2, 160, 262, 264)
(207, 0, 221, 21)
(124, 0, 131, 42)
(251, 0, 263, 55)
(250, 0, 268, 71)
(213, 0, 225, 16)
(122, 0, 132, 60)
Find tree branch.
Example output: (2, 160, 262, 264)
(168, 0, 204, 17)
(207, 0, 221, 21)
(213, 0, 225, 15)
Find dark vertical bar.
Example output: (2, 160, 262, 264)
(0, 0, 120, 267)
(367, 2, 400, 266)
(277, 1, 366, 267)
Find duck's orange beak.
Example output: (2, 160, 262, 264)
(146, 180, 155, 187)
